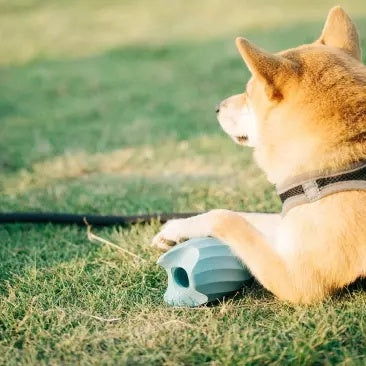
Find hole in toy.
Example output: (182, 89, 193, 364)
(173, 267, 189, 288)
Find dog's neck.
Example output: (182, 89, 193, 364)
(256, 137, 366, 187)
(276, 160, 366, 215)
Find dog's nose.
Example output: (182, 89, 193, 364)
(215, 104, 220, 114)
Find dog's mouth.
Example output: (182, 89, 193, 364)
(235, 135, 248, 145)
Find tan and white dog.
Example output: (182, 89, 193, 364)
(152, 6, 366, 304)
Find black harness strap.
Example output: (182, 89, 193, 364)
(278, 161, 366, 215)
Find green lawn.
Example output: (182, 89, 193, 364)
(1, 1, 366, 364)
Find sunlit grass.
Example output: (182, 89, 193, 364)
(1, 1, 366, 364)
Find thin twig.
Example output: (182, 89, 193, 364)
(83, 313, 121, 322)
(84, 218, 145, 262)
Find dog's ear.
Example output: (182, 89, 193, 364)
(318, 6, 361, 61)
(235, 37, 297, 101)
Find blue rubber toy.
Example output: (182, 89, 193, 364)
(157, 237, 253, 307)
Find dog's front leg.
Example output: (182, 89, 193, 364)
(152, 209, 302, 303)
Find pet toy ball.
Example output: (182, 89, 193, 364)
(157, 237, 253, 307)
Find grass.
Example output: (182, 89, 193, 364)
(0, 0, 366, 364)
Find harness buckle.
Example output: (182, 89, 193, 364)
(302, 180, 320, 201)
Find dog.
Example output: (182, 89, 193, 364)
(152, 6, 366, 304)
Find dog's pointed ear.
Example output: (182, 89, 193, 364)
(318, 6, 361, 61)
(235, 37, 296, 101)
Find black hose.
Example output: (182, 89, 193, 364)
(0, 212, 201, 227)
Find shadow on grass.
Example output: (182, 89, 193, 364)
(342, 277, 366, 294)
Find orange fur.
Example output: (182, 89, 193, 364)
(152, 6, 366, 304)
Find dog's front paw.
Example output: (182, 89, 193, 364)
(151, 219, 188, 252)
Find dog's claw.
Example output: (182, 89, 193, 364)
(151, 234, 176, 252)
(151, 218, 188, 251)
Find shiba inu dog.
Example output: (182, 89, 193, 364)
(152, 6, 366, 304)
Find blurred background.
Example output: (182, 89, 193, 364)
(1, 0, 366, 215)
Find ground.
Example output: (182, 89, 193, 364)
(1, 1, 366, 365)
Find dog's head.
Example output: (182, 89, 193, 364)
(217, 6, 365, 185)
